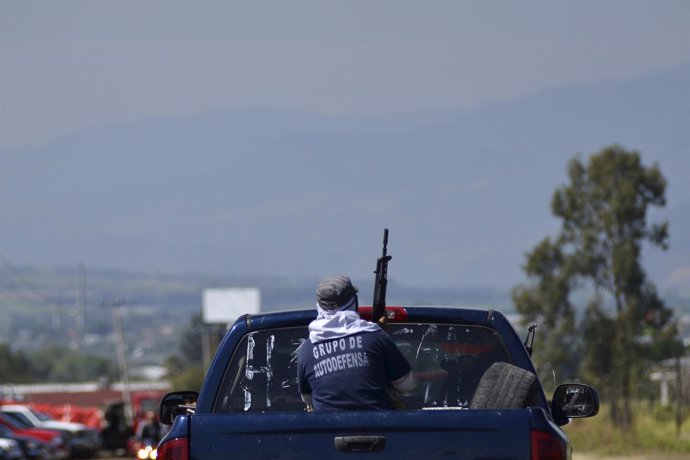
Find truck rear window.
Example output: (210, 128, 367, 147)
(213, 324, 512, 413)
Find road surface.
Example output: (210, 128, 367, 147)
(575, 454, 690, 460)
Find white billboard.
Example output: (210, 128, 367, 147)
(202, 287, 261, 324)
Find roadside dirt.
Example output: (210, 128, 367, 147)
(575, 454, 690, 460)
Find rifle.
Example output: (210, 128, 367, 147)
(372, 229, 406, 409)
(372, 228, 392, 325)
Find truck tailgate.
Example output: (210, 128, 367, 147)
(190, 409, 532, 459)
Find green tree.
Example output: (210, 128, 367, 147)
(512, 238, 580, 391)
(513, 145, 678, 430)
(164, 355, 205, 392)
(179, 313, 207, 363)
(28, 345, 114, 382)
(0, 343, 32, 383)
(165, 313, 226, 391)
(178, 313, 226, 363)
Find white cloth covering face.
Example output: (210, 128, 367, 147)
(308, 296, 380, 344)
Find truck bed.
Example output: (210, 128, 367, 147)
(186, 408, 561, 459)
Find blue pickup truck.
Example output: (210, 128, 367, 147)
(156, 305, 598, 460)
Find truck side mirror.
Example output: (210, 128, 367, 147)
(159, 391, 199, 425)
(551, 383, 599, 425)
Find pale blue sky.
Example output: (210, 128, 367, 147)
(1, 1, 689, 150)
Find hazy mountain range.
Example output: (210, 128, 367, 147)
(1, 62, 688, 308)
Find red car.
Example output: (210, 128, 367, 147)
(0, 413, 69, 459)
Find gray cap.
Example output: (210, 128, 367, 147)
(316, 276, 359, 310)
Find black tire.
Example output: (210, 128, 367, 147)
(469, 362, 538, 409)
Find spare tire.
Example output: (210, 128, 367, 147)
(470, 362, 538, 409)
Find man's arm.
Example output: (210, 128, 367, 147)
(381, 333, 416, 394)
(300, 393, 314, 412)
(391, 371, 415, 393)
(296, 343, 314, 411)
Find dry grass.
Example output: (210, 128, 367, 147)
(565, 403, 690, 457)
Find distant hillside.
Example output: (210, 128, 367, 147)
(0, 264, 513, 314)
(1, 263, 689, 361)
(0, 264, 513, 360)
(1, 62, 688, 295)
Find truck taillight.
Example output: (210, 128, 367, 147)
(358, 306, 408, 322)
(531, 430, 567, 460)
(157, 438, 188, 460)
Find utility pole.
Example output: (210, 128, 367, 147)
(201, 324, 211, 375)
(104, 298, 134, 426)
(75, 264, 86, 332)
(51, 303, 62, 331)
(676, 355, 683, 438)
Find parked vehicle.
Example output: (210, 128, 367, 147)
(158, 305, 599, 460)
(0, 436, 24, 460)
(0, 414, 67, 460)
(0, 406, 100, 458)
(0, 424, 50, 460)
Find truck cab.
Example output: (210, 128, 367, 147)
(158, 306, 598, 460)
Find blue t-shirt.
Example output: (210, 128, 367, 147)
(297, 330, 412, 411)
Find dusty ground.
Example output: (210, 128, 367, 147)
(575, 454, 690, 460)
(99, 452, 690, 460)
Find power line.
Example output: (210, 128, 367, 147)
(102, 298, 135, 425)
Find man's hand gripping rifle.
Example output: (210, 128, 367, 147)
(372, 228, 391, 327)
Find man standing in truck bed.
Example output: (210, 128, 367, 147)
(297, 275, 414, 411)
